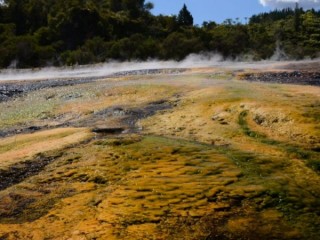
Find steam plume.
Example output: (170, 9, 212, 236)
(260, 0, 320, 9)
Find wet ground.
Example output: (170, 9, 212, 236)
(0, 68, 186, 102)
(239, 71, 320, 86)
(0, 63, 319, 239)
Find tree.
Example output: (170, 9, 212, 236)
(110, 0, 122, 12)
(294, 2, 302, 32)
(1, 0, 320, 68)
(144, 2, 153, 11)
(202, 21, 217, 30)
(177, 4, 193, 26)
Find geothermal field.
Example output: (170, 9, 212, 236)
(0, 60, 319, 239)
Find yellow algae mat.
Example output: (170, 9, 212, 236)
(0, 68, 319, 239)
(0, 128, 92, 168)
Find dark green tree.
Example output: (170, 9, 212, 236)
(110, 0, 122, 12)
(294, 2, 302, 31)
(177, 4, 193, 26)
(1, 0, 320, 68)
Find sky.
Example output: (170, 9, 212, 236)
(150, 0, 320, 25)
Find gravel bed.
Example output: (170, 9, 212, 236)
(240, 71, 320, 86)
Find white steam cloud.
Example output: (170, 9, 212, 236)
(0, 53, 318, 82)
(0, 54, 224, 81)
(260, 0, 320, 8)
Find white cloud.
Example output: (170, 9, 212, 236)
(260, 0, 320, 9)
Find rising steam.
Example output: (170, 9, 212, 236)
(260, 0, 320, 9)
(0, 52, 318, 82)
(0, 53, 224, 81)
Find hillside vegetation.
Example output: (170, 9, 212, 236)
(0, 0, 320, 68)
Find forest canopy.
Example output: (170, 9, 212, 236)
(0, 0, 320, 68)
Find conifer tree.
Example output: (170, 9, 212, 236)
(177, 4, 193, 26)
(294, 2, 301, 32)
